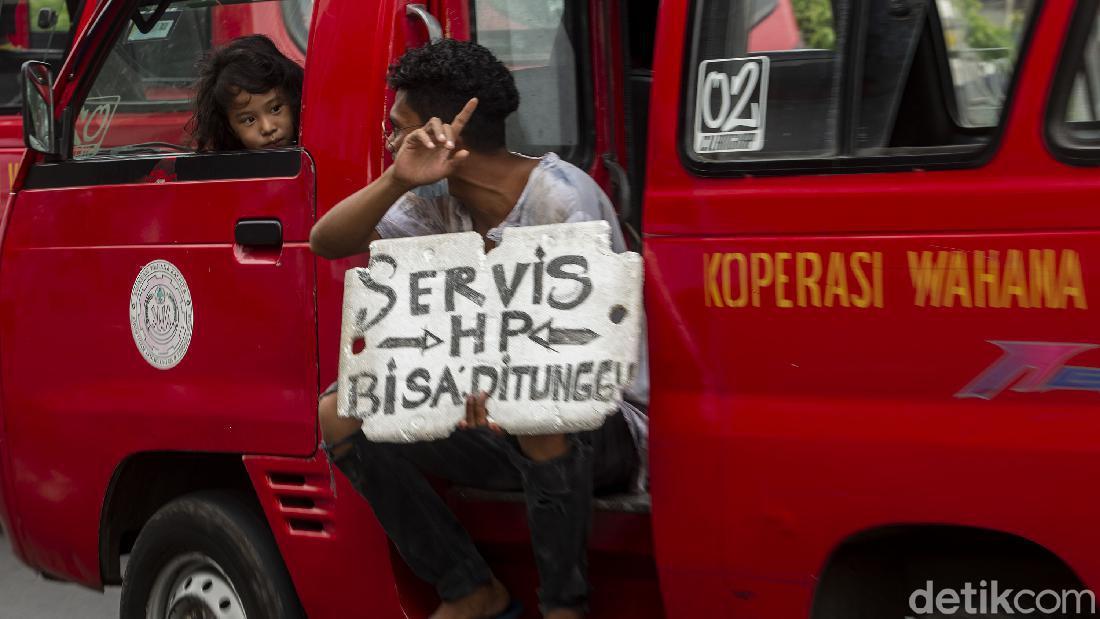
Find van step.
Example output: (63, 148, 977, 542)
(450, 487, 651, 514)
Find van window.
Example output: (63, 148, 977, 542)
(282, 0, 311, 51)
(0, 0, 76, 113)
(937, 0, 1032, 128)
(682, 0, 1036, 172)
(71, 0, 311, 159)
(1047, 0, 1100, 162)
(471, 0, 590, 166)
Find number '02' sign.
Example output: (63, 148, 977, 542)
(694, 56, 769, 154)
(337, 221, 644, 443)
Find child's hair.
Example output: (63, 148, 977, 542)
(189, 35, 304, 151)
(388, 39, 519, 153)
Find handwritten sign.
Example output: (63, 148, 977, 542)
(338, 221, 643, 442)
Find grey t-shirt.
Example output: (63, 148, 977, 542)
(377, 153, 629, 248)
(377, 153, 650, 490)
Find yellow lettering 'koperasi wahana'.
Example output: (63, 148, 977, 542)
(907, 249, 1087, 309)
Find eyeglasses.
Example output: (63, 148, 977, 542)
(382, 120, 422, 148)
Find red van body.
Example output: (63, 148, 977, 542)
(2, 0, 1099, 617)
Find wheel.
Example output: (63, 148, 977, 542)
(121, 490, 304, 619)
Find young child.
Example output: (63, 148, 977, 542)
(188, 34, 303, 151)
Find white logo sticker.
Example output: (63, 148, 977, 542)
(74, 95, 120, 159)
(129, 260, 194, 370)
(694, 56, 769, 153)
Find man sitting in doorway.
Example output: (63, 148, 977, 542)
(310, 39, 648, 619)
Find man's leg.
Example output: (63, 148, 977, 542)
(318, 393, 513, 616)
(500, 431, 590, 616)
(321, 393, 639, 617)
(511, 411, 640, 617)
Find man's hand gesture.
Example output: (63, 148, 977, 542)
(393, 98, 478, 189)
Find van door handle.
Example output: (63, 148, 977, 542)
(407, 4, 443, 43)
(235, 219, 283, 248)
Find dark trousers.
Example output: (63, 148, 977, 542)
(329, 411, 638, 612)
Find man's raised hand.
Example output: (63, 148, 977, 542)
(392, 98, 479, 189)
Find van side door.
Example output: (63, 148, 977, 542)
(644, 0, 1098, 617)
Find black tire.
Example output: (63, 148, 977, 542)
(120, 490, 304, 619)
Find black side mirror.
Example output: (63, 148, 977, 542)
(21, 61, 58, 155)
(37, 8, 58, 30)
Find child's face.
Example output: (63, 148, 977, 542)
(228, 88, 294, 149)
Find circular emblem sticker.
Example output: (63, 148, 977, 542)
(129, 260, 194, 370)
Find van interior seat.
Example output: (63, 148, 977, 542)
(507, 63, 579, 157)
(503, 17, 580, 157)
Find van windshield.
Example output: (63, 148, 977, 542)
(0, 0, 77, 114)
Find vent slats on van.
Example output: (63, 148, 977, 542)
(264, 469, 334, 538)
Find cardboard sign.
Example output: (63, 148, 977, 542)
(338, 221, 643, 442)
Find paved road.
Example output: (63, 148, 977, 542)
(0, 530, 119, 619)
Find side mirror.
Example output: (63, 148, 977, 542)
(21, 61, 58, 155)
(750, 0, 778, 28)
(37, 8, 58, 30)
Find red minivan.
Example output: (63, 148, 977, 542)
(3, 0, 1100, 617)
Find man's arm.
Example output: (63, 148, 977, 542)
(308, 167, 409, 259)
(309, 98, 479, 259)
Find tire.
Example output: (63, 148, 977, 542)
(120, 490, 304, 619)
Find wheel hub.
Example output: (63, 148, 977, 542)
(148, 553, 247, 619)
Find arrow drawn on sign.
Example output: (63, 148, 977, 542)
(528, 319, 600, 352)
(377, 328, 444, 353)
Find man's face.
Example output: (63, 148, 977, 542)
(228, 88, 294, 150)
(385, 90, 424, 154)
